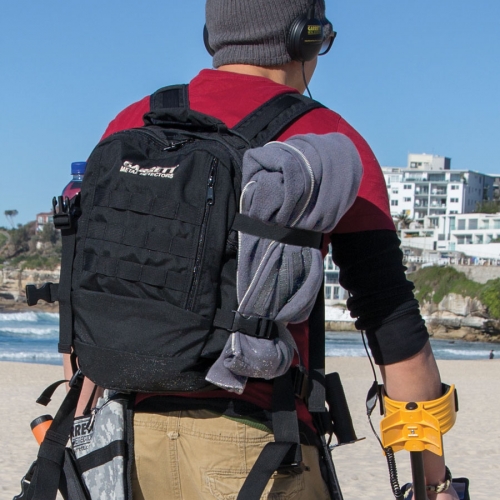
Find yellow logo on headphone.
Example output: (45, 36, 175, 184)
(307, 25, 322, 36)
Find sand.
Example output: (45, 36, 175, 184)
(0, 358, 498, 499)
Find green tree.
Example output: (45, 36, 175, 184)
(475, 200, 500, 214)
(9, 224, 31, 256)
(394, 211, 413, 230)
(4, 209, 18, 228)
(480, 280, 500, 319)
(39, 222, 58, 245)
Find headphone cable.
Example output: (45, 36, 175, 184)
(302, 63, 313, 99)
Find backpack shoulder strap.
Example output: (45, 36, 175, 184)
(232, 93, 325, 147)
(150, 84, 189, 111)
(307, 281, 326, 413)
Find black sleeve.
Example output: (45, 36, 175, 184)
(329, 230, 429, 365)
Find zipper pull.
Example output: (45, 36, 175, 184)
(88, 407, 97, 432)
(206, 185, 214, 205)
(206, 161, 217, 205)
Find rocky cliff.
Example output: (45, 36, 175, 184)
(421, 292, 500, 342)
(1, 266, 500, 343)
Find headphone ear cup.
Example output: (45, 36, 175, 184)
(203, 25, 215, 57)
(287, 16, 323, 62)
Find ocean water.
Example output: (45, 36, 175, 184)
(0, 311, 62, 365)
(0, 311, 496, 365)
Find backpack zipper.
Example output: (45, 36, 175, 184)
(186, 157, 218, 310)
(132, 128, 194, 150)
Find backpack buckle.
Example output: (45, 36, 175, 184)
(52, 194, 81, 230)
(231, 313, 277, 339)
(25, 282, 59, 306)
(69, 369, 84, 389)
(291, 365, 309, 400)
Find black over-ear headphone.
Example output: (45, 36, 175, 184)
(203, 24, 215, 57)
(286, 0, 324, 62)
(204, 0, 324, 62)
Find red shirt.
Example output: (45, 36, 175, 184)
(101, 69, 394, 429)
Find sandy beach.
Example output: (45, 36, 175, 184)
(1, 358, 498, 499)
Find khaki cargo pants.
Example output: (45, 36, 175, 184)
(132, 409, 331, 500)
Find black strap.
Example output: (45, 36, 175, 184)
(150, 84, 189, 111)
(237, 443, 297, 500)
(232, 93, 324, 147)
(213, 309, 278, 339)
(77, 440, 126, 473)
(58, 225, 77, 354)
(307, 281, 326, 413)
(60, 449, 90, 500)
(232, 213, 323, 249)
(237, 371, 302, 500)
(36, 379, 68, 406)
(25, 372, 84, 500)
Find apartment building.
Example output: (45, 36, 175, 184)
(400, 212, 500, 259)
(324, 250, 348, 301)
(382, 154, 495, 223)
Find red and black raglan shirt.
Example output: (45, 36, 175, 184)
(101, 69, 429, 431)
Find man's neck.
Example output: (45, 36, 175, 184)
(217, 63, 305, 93)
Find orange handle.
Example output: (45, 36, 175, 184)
(31, 415, 53, 445)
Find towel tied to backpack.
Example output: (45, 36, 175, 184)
(206, 133, 363, 393)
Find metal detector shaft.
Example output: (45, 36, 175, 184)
(318, 434, 344, 500)
(410, 452, 426, 500)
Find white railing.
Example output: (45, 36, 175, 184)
(403, 255, 500, 266)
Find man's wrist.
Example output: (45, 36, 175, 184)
(426, 466, 452, 494)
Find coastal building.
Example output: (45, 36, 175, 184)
(400, 212, 500, 259)
(35, 212, 53, 232)
(382, 153, 495, 224)
(324, 250, 348, 302)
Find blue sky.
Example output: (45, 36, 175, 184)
(1, 0, 499, 226)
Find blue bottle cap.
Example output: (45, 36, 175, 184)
(71, 161, 87, 175)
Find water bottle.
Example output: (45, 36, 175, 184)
(62, 161, 86, 200)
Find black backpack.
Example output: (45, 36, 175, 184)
(24, 85, 352, 500)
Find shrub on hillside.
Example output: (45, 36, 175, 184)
(411, 266, 500, 319)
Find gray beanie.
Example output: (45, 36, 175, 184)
(205, 0, 332, 68)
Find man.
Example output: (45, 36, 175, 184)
(71, 0, 459, 498)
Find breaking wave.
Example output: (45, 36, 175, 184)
(0, 311, 58, 322)
(0, 326, 58, 336)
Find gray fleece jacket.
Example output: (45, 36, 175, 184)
(206, 133, 363, 393)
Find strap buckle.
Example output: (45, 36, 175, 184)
(13, 461, 37, 500)
(231, 312, 276, 339)
(291, 366, 309, 400)
(52, 193, 81, 230)
(25, 282, 58, 306)
(69, 369, 84, 389)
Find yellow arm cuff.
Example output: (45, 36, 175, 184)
(380, 384, 458, 455)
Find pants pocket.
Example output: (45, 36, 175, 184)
(204, 468, 305, 500)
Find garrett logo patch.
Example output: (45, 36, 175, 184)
(120, 161, 179, 179)
(307, 24, 322, 36)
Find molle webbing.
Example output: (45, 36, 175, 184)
(83, 253, 187, 291)
(94, 188, 203, 225)
(86, 220, 196, 259)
